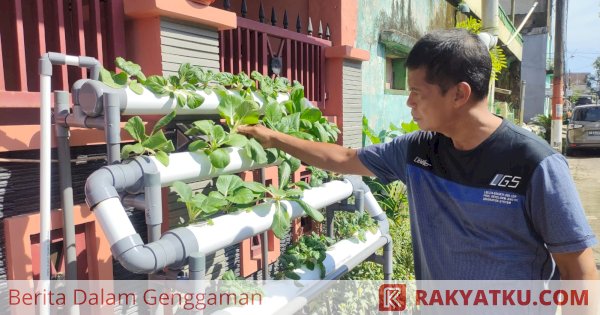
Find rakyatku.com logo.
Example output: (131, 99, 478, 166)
(379, 284, 407, 311)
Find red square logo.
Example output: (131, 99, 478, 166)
(379, 284, 407, 311)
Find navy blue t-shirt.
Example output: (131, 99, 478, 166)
(358, 119, 597, 280)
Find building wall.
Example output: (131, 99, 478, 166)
(356, 0, 454, 135)
(522, 33, 550, 121)
(342, 60, 363, 148)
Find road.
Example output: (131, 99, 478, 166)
(566, 152, 600, 271)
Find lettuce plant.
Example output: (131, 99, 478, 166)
(121, 111, 176, 166)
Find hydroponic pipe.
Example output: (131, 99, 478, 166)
(76, 79, 290, 117)
(214, 231, 391, 315)
(39, 53, 100, 282)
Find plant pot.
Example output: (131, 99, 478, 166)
(189, 0, 217, 5)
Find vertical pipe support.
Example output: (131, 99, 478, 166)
(39, 56, 53, 283)
(104, 93, 121, 164)
(144, 170, 163, 243)
(54, 91, 79, 281)
(383, 239, 393, 280)
(261, 232, 269, 280)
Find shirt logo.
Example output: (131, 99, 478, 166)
(413, 157, 432, 167)
(489, 174, 521, 188)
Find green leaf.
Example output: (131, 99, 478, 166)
(305, 261, 315, 270)
(243, 181, 267, 193)
(290, 86, 305, 110)
(244, 138, 268, 164)
(190, 120, 215, 136)
(115, 57, 146, 82)
(188, 140, 209, 151)
(227, 187, 255, 204)
(265, 148, 279, 164)
(294, 181, 311, 190)
(282, 113, 301, 132)
(120, 143, 145, 160)
(209, 148, 230, 169)
(287, 156, 301, 173)
(142, 130, 169, 150)
(161, 140, 175, 153)
(296, 199, 324, 222)
(212, 125, 227, 144)
(284, 271, 301, 280)
(278, 161, 291, 189)
(155, 150, 170, 166)
(124, 116, 147, 142)
(128, 79, 144, 95)
(288, 131, 314, 141)
(152, 111, 177, 134)
(264, 101, 283, 123)
(145, 75, 170, 96)
(272, 202, 291, 239)
(216, 175, 244, 197)
(225, 133, 248, 148)
(300, 108, 322, 122)
(312, 123, 329, 142)
(237, 100, 261, 125)
(186, 92, 205, 109)
(171, 181, 193, 203)
(175, 93, 187, 108)
(221, 270, 238, 281)
(112, 71, 129, 86)
(217, 93, 243, 126)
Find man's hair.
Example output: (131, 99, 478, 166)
(406, 29, 492, 100)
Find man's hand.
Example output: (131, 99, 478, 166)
(552, 248, 598, 280)
(237, 124, 278, 148)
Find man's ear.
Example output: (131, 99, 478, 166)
(454, 82, 472, 107)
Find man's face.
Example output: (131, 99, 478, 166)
(406, 67, 457, 132)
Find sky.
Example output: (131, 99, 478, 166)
(566, 0, 600, 75)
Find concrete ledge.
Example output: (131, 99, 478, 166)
(124, 0, 237, 31)
(325, 45, 370, 61)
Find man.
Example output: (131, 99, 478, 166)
(239, 29, 598, 280)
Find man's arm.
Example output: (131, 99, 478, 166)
(552, 248, 599, 280)
(238, 124, 374, 176)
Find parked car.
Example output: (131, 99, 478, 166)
(574, 96, 593, 106)
(566, 104, 600, 155)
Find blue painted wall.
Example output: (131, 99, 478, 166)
(356, 0, 454, 137)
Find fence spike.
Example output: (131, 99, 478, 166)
(259, 2, 265, 23)
(283, 10, 289, 29)
(271, 7, 277, 26)
(326, 23, 331, 40)
(223, 0, 230, 10)
(307, 17, 313, 36)
(296, 14, 302, 33)
(241, 0, 247, 18)
(318, 20, 323, 38)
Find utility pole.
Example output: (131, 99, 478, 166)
(551, 0, 566, 151)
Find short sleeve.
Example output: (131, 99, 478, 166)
(527, 154, 598, 253)
(357, 134, 410, 184)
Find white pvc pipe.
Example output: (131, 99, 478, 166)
(64, 55, 80, 66)
(122, 88, 289, 116)
(150, 148, 274, 186)
(185, 180, 354, 254)
(364, 191, 384, 218)
(40, 75, 52, 282)
(94, 198, 138, 245)
(214, 231, 384, 315)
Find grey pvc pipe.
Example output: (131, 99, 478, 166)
(54, 91, 78, 281)
(189, 252, 205, 280)
(144, 171, 163, 243)
(261, 232, 269, 280)
(383, 240, 393, 280)
(103, 93, 121, 164)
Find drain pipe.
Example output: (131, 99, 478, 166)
(39, 53, 100, 284)
(104, 93, 121, 164)
(54, 91, 78, 281)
